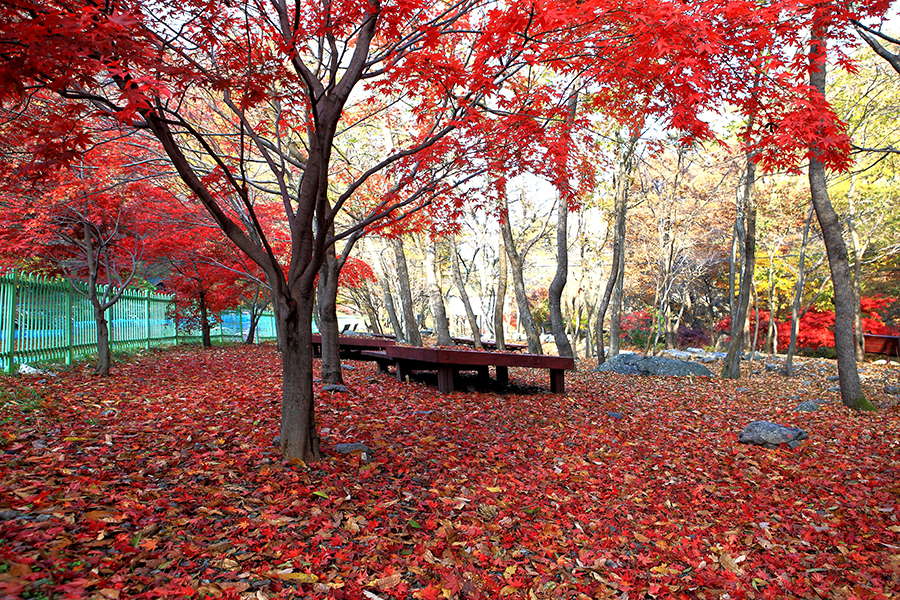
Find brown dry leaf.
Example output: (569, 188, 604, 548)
(372, 572, 402, 590)
(98, 590, 120, 600)
(720, 553, 744, 575)
(634, 532, 651, 543)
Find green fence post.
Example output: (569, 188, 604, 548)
(239, 310, 244, 343)
(2, 272, 17, 373)
(145, 289, 152, 349)
(65, 282, 73, 365)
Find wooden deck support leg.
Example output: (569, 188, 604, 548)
(496, 365, 509, 386)
(396, 361, 408, 383)
(437, 366, 455, 393)
(476, 365, 489, 385)
(549, 369, 565, 394)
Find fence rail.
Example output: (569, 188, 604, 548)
(0, 271, 276, 373)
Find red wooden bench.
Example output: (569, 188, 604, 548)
(863, 334, 900, 358)
(366, 345, 575, 394)
(311, 334, 395, 362)
(450, 336, 528, 351)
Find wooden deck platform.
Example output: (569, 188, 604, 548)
(368, 345, 575, 394)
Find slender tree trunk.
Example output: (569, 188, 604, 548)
(392, 237, 423, 346)
(316, 253, 343, 385)
(199, 292, 212, 348)
(500, 197, 542, 355)
(94, 302, 111, 376)
(425, 236, 453, 346)
(846, 180, 867, 362)
(785, 204, 815, 376)
(722, 153, 757, 379)
(494, 231, 507, 351)
(244, 308, 259, 344)
(381, 277, 403, 341)
(549, 194, 574, 357)
(596, 134, 636, 365)
(808, 23, 872, 410)
(450, 235, 483, 348)
(765, 244, 777, 353)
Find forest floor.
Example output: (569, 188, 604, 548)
(1, 344, 899, 600)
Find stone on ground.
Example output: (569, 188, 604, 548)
(596, 353, 713, 377)
(739, 421, 807, 449)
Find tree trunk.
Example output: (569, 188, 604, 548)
(94, 302, 111, 376)
(276, 290, 320, 461)
(549, 193, 574, 358)
(596, 133, 635, 365)
(381, 277, 403, 341)
(316, 253, 343, 385)
(722, 154, 757, 379)
(846, 178, 867, 362)
(494, 231, 507, 351)
(450, 235, 483, 348)
(244, 309, 259, 344)
(199, 292, 212, 348)
(425, 236, 453, 346)
(392, 237, 422, 346)
(500, 197, 542, 355)
(785, 204, 815, 376)
(359, 280, 383, 335)
(808, 23, 873, 410)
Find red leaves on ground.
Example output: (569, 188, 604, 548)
(1, 345, 899, 599)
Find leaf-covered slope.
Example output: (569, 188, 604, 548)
(1, 345, 898, 599)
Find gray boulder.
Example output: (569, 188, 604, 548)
(596, 353, 714, 377)
(794, 401, 820, 412)
(739, 421, 808, 449)
(322, 384, 350, 393)
(661, 349, 694, 361)
(334, 442, 374, 463)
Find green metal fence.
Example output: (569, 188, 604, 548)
(0, 271, 276, 373)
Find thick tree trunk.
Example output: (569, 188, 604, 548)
(808, 25, 873, 410)
(392, 237, 423, 346)
(722, 155, 757, 379)
(425, 236, 453, 346)
(847, 184, 867, 362)
(450, 235, 483, 348)
(381, 277, 404, 341)
(549, 195, 574, 358)
(277, 291, 320, 461)
(316, 254, 343, 385)
(494, 231, 508, 351)
(500, 202, 542, 355)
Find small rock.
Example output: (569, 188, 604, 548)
(413, 410, 434, 416)
(605, 559, 620, 568)
(885, 386, 900, 395)
(606, 411, 623, 420)
(794, 401, 820, 412)
(0, 510, 22, 521)
(765, 363, 780, 372)
(873, 359, 887, 365)
(34, 514, 52, 523)
(343, 365, 357, 371)
(701, 356, 716, 364)
(826, 375, 840, 382)
(739, 421, 808, 449)
(686, 347, 705, 354)
(736, 388, 752, 393)
(251, 579, 271, 589)
(828, 386, 840, 393)
(101, 409, 116, 417)
(322, 384, 350, 393)
(18, 364, 43, 375)
(272, 435, 281, 447)
(334, 442, 373, 464)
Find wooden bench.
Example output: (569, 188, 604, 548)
(371, 345, 575, 394)
(450, 336, 528, 352)
(311, 334, 395, 362)
(863, 334, 900, 358)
